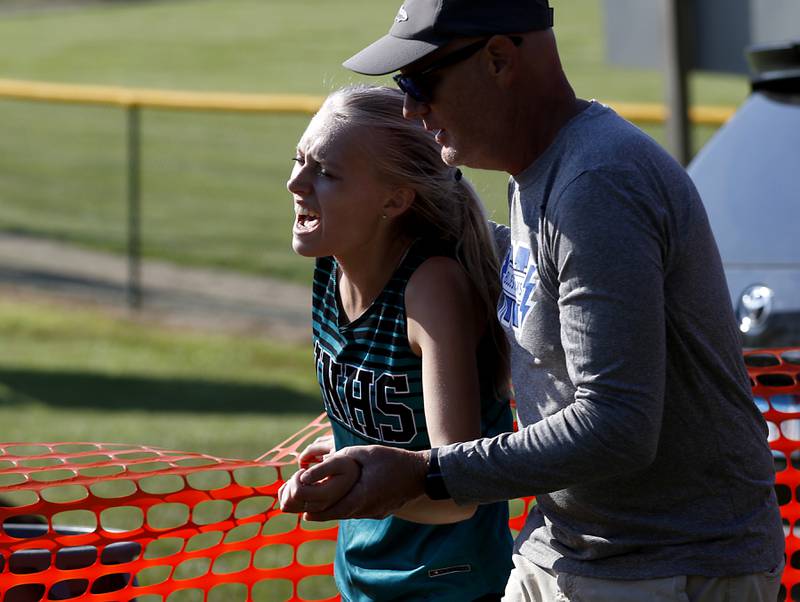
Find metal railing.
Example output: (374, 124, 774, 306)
(0, 78, 738, 308)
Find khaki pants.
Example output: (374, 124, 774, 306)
(502, 553, 784, 602)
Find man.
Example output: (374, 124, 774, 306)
(281, 1, 785, 599)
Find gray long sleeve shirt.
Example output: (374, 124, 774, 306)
(439, 102, 784, 578)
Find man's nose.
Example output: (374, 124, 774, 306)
(402, 94, 429, 120)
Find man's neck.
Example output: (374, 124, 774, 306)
(506, 95, 589, 176)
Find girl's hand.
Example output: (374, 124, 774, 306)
(278, 453, 361, 516)
(298, 434, 335, 468)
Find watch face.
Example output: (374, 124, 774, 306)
(425, 473, 451, 500)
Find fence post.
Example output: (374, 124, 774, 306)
(126, 104, 142, 310)
(662, 0, 691, 165)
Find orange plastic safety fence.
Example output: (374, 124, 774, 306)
(745, 347, 800, 601)
(1, 348, 798, 601)
(0, 414, 335, 602)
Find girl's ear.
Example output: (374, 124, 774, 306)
(383, 186, 415, 219)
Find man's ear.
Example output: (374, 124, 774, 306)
(383, 186, 415, 219)
(485, 34, 519, 81)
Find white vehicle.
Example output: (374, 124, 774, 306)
(689, 40, 800, 349)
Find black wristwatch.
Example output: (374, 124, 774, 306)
(424, 447, 451, 500)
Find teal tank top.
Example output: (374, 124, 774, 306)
(311, 240, 513, 601)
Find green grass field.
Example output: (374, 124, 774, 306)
(0, 7, 753, 598)
(5, 4, 741, 598)
(0, 4, 761, 598)
(0, 0, 749, 282)
(0, 297, 319, 456)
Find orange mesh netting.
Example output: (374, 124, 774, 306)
(745, 347, 800, 601)
(0, 348, 798, 601)
(0, 414, 336, 602)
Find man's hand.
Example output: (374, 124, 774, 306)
(300, 445, 430, 521)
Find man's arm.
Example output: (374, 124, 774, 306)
(439, 168, 669, 504)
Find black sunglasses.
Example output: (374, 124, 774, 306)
(393, 36, 523, 103)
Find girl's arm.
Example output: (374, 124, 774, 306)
(395, 255, 485, 524)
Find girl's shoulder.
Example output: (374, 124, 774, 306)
(405, 255, 476, 322)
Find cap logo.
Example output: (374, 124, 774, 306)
(394, 6, 408, 23)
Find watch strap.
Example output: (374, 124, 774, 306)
(424, 447, 451, 500)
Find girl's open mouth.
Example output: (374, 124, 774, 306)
(294, 207, 321, 233)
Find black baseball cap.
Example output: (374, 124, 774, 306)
(343, 0, 553, 76)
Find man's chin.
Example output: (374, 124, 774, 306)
(440, 146, 461, 167)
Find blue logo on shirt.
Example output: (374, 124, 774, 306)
(498, 243, 538, 331)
